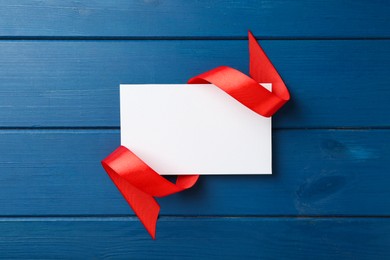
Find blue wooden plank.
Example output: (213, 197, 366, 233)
(0, 1, 388, 38)
(0, 129, 388, 216)
(0, 40, 389, 128)
(0, 217, 388, 259)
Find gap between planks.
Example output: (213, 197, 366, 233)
(0, 36, 388, 41)
(0, 216, 389, 222)
(0, 127, 389, 131)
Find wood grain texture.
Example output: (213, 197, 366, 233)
(0, 129, 388, 216)
(0, 1, 388, 38)
(0, 40, 389, 128)
(0, 217, 388, 259)
(0, 1, 388, 258)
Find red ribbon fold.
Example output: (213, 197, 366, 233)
(188, 31, 290, 117)
(101, 31, 290, 239)
(102, 146, 198, 239)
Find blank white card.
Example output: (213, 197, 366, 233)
(120, 84, 272, 175)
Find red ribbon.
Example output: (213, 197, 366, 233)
(101, 31, 290, 239)
(101, 147, 198, 239)
(188, 31, 290, 116)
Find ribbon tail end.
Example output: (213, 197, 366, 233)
(139, 201, 160, 240)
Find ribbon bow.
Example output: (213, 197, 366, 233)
(102, 31, 290, 239)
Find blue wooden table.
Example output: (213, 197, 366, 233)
(0, 1, 389, 259)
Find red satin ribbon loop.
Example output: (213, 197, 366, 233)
(188, 66, 281, 117)
(101, 31, 290, 239)
(188, 31, 290, 117)
(102, 146, 198, 239)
